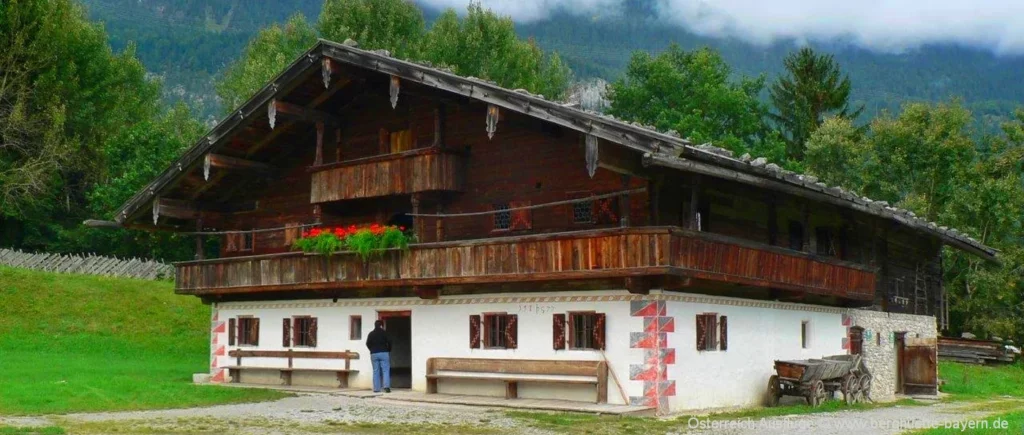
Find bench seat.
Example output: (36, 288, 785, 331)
(225, 349, 360, 388)
(426, 374, 596, 384)
(426, 357, 608, 403)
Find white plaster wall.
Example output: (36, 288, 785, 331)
(661, 292, 845, 412)
(844, 309, 937, 401)
(213, 290, 637, 405)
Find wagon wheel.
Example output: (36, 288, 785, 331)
(842, 374, 858, 405)
(858, 374, 873, 403)
(765, 375, 781, 407)
(808, 380, 826, 407)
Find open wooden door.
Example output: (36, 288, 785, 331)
(900, 337, 938, 395)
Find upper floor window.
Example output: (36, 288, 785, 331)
(224, 230, 254, 253)
(573, 199, 594, 224)
(788, 221, 804, 251)
(493, 203, 512, 230)
(816, 227, 836, 257)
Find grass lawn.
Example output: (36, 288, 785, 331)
(0, 266, 288, 416)
(938, 360, 1024, 399)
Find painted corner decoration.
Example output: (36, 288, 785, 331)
(486, 104, 500, 140)
(390, 75, 401, 109)
(586, 133, 599, 178)
(267, 99, 277, 130)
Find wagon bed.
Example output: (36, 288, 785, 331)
(766, 354, 872, 407)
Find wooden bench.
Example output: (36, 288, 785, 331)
(226, 350, 359, 388)
(426, 357, 608, 403)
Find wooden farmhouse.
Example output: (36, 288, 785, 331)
(99, 40, 998, 414)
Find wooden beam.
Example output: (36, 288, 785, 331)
(152, 198, 257, 224)
(433, 102, 446, 148)
(204, 154, 274, 180)
(268, 99, 339, 128)
(625, 277, 650, 295)
(414, 285, 440, 299)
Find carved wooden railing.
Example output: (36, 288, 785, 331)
(309, 147, 465, 203)
(175, 227, 876, 300)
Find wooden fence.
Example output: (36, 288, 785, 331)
(0, 248, 173, 281)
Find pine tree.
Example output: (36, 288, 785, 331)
(770, 47, 862, 161)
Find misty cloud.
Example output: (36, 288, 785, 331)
(419, 0, 1024, 53)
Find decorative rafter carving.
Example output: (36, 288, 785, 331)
(486, 105, 500, 139)
(585, 134, 599, 178)
(390, 75, 401, 109)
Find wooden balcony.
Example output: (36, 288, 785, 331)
(175, 227, 876, 302)
(309, 147, 464, 203)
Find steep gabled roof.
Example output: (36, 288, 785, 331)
(109, 39, 997, 262)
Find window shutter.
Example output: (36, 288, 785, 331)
(309, 318, 318, 347)
(282, 318, 291, 347)
(225, 233, 238, 252)
(553, 314, 566, 350)
(709, 315, 718, 350)
(593, 313, 607, 350)
(594, 197, 619, 224)
(284, 223, 301, 247)
(696, 315, 707, 351)
(719, 316, 728, 351)
(252, 318, 260, 346)
(505, 314, 518, 349)
(509, 201, 532, 230)
(228, 318, 236, 346)
(469, 315, 481, 349)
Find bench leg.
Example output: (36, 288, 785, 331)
(280, 371, 292, 386)
(505, 381, 518, 400)
(229, 369, 240, 384)
(427, 378, 437, 394)
(336, 372, 348, 389)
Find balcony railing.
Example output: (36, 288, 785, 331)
(309, 147, 464, 203)
(175, 227, 876, 301)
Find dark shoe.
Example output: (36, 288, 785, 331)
(384, 388, 391, 393)
(373, 390, 380, 393)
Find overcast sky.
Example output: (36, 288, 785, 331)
(419, 0, 1024, 54)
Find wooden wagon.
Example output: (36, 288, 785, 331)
(766, 354, 872, 407)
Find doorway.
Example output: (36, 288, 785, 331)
(378, 311, 412, 389)
(894, 332, 906, 394)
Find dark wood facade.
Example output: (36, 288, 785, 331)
(105, 41, 996, 317)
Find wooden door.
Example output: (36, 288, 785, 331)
(894, 332, 906, 394)
(901, 337, 938, 395)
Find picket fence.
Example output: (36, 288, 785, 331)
(0, 248, 173, 281)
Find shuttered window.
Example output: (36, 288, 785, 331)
(481, 313, 518, 349)
(293, 316, 318, 347)
(224, 231, 254, 253)
(696, 313, 718, 351)
(594, 197, 619, 225)
(568, 312, 606, 350)
(237, 317, 260, 346)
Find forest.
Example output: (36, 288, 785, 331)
(1, 0, 1022, 345)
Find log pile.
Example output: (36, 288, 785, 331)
(938, 336, 1016, 365)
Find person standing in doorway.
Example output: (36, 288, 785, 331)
(366, 319, 392, 393)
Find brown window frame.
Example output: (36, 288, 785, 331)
(568, 311, 602, 350)
(350, 315, 362, 340)
(292, 316, 317, 348)
(237, 316, 259, 346)
(696, 313, 719, 351)
(483, 312, 509, 349)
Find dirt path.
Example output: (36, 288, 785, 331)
(2, 393, 1018, 434)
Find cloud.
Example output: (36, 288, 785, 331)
(418, 0, 1024, 54)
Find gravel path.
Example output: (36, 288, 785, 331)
(2, 393, 1018, 434)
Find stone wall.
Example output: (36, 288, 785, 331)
(843, 309, 937, 401)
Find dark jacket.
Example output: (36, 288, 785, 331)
(366, 327, 392, 354)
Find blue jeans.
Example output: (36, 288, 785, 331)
(371, 352, 391, 392)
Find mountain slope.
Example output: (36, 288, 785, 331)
(81, 0, 1024, 128)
